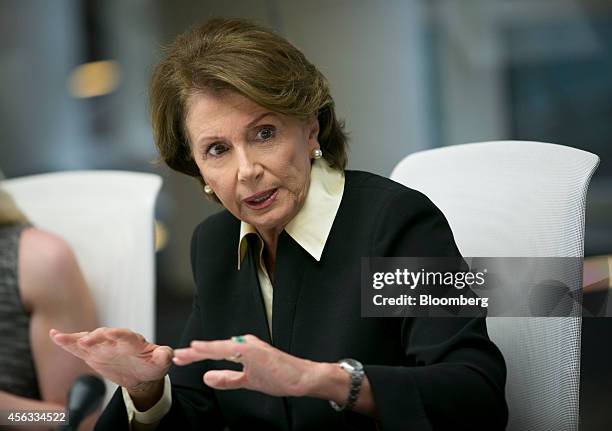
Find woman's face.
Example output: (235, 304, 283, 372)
(185, 91, 319, 235)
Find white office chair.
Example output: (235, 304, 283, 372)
(4, 170, 162, 406)
(390, 141, 599, 431)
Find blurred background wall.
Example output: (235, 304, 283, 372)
(1, 0, 610, 428)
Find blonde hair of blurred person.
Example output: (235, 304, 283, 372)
(0, 186, 99, 430)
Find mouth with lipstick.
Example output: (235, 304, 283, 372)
(242, 188, 279, 209)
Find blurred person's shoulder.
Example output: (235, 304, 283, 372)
(18, 228, 85, 311)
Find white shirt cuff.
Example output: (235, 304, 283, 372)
(122, 375, 172, 429)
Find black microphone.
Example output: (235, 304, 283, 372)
(58, 374, 106, 431)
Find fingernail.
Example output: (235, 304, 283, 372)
(204, 374, 219, 385)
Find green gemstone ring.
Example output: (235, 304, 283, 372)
(231, 335, 246, 344)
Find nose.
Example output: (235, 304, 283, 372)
(236, 147, 263, 184)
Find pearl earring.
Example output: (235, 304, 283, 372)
(313, 149, 323, 159)
(204, 184, 213, 195)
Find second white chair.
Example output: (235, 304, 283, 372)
(391, 141, 599, 431)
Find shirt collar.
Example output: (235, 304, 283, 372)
(237, 158, 345, 269)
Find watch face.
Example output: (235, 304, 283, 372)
(342, 362, 355, 372)
(340, 358, 363, 372)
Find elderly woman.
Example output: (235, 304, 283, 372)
(51, 18, 507, 430)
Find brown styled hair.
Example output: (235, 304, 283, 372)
(149, 17, 348, 190)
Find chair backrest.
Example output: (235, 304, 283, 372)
(390, 141, 599, 431)
(4, 170, 162, 405)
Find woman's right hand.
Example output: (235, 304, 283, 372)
(49, 327, 173, 390)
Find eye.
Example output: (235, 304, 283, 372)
(205, 142, 229, 157)
(255, 126, 276, 141)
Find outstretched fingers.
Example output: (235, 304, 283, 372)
(76, 327, 116, 347)
(174, 339, 249, 365)
(106, 328, 147, 344)
(49, 329, 91, 359)
(49, 328, 89, 343)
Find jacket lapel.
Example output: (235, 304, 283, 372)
(241, 234, 273, 345)
(272, 230, 309, 354)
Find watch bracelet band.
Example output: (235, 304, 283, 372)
(329, 359, 364, 411)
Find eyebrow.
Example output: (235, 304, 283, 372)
(195, 112, 280, 144)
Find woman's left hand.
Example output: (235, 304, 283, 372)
(173, 334, 320, 397)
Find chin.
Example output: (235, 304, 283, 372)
(246, 207, 291, 232)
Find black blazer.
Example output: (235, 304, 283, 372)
(96, 170, 508, 431)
